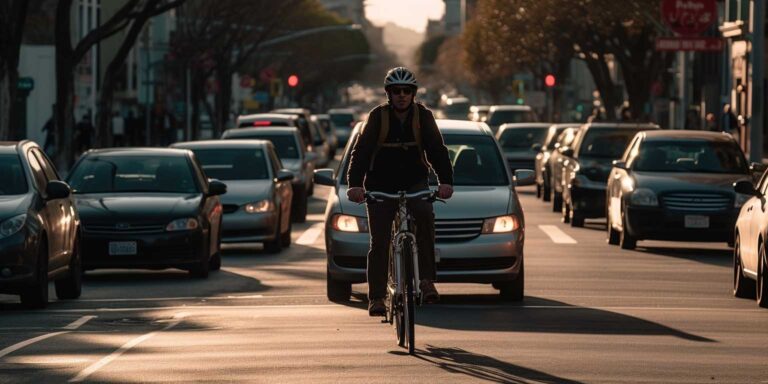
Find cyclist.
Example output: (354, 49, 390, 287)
(346, 67, 454, 317)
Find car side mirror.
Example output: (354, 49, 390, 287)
(513, 169, 536, 186)
(734, 180, 761, 196)
(208, 179, 227, 196)
(314, 168, 335, 186)
(612, 160, 628, 170)
(531, 143, 543, 152)
(560, 148, 574, 157)
(276, 169, 294, 182)
(45, 180, 71, 200)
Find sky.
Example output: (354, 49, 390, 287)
(364, 0, 445, 33)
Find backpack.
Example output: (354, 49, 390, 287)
(369, 104, 427, 171)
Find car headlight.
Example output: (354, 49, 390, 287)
(630, 188, 658, 207)
(0, 214, 26, 238)
(244, 200, 273, 213)
(166, 218, 199, 232)
(332, 214, 368, 233)
(735, 193, 751, 208)
(481, 215, 520, 233)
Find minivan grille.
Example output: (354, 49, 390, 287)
(661, 192, 731, 211)
(435, 219, 484, 243)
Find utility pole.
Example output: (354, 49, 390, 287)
(750, 0, 765, 161)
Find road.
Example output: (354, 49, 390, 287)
(1, 175, 767, 382)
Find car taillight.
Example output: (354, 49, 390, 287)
(253, 121, 272, 126)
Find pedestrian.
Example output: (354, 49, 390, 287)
(684, 109, 701, 130)
(75, 113, 94, 154)
(111, 110, 125, 147)
(42, 104, 56, 155)
(705, 113, 718, 131)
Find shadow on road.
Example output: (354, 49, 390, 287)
(417, 296, 714, 343)
(634, 246, 731, 268)
(406, 344, 585, 384)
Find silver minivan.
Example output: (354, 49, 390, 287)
(314, 119, 535, 302)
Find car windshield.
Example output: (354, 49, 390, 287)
(227, 134, 300, 159)
(578, 128, 644, 158)
(444, 101, 470, 114)
(68, 155, 199, 194)
(498, 127, 548, 149)
(0, 154, 28, 195)
(488, 110, 537, 125)
(330, 113, 354, 129)
(633, 140, 748, 174)
(192, 148, 270, 180)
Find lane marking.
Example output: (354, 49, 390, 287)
(296, 223, 324, 245)
(0, 315, 96, 358)
(75, 295, 264, 303)
(69, 312, 188, 383)
(538, 225, 578, 244)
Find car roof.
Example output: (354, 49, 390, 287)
(489, 105, 533, 112)
(641, 130, 736, 142)
(237, 113, 295, 122)
(445, 97, 470, 104)
(313, 114, 329, 119)
(470, 105, 490, 111)
(498, 123, 552, 131)
(327, 108, 355, 114)
(223, 127, 300, 136)
(436, 119, 493, 136)
(271, 108, 310, 115)
(85, 147, 190, 157)
(582, 122, 660, 130)
(172, 140, 271, 149)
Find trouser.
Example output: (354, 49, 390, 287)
(365, 184, 436, 300)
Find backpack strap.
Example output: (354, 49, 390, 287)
(368, 104, 427, 171)
(369, 105, 390, 171)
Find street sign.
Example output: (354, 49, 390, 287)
(17, 77, 34, 91)
(252, 91, 270, 103)
(655, 37, 723, 51)
(661, 0, 717, 36)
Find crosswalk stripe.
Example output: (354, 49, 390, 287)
(296, 223, 324, 245)
(538, 225, 578, 244)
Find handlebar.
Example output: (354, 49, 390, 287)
(363, 189, 444, 204)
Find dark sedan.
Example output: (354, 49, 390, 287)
(496, 123, 551, 174)
(607, 131, 751, 250)
(67, 148, 226, 278)
(534, 124, 577, 201)
(0, 141, 82, 308)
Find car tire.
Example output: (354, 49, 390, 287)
(552, 191, 563, 213)
(55, 237, 82, 300)
(561, 201, 570, 224)
(327, 267, 351, 302)
(619, 208, 636, 250)
(264, 217, 283, 254)
(498, 260, 524, 302)
(189, 248, 210, 279)
(20, 240, 49, 309)
(607, 213, 620, 245)
(280, 218, 292, 248)
(292, 188, 308, 223)
(536, 184, 542, 198)
(757, 241, 768, 308)
(733, 234, 755, 299)
(209, 252, 221, 271)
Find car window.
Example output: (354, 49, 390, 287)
(266, 146, 282, 174)
(632, 140, 749, 174)
(26, 150, 48, 191)
(498, 127, 548, 149)
(68, 155, 200, 194)
(191, 148, 270, 180)
(225, 134, 300, 159)
(32, 149, 59, 182)
(488, 110, 537, 125)
(578, 128, 644, 159)
(330, 113, 354, 128)
(0, 154, 28, 195)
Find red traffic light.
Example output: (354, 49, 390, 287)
(287, 75, 299, 87)
(545, 74, 556, 87)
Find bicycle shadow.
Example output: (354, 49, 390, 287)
(405, 344, 585, 384)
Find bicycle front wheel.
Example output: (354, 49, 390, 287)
(402, 238, 415, 355)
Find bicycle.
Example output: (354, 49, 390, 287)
(365, 189, 440, 355)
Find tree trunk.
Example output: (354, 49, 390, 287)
(583, 56, 619, 121)
(0, 69, 13, 141)
(213, 66, 232, 137)
(0, 0, 30, 141)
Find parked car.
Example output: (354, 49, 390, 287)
(438, 96, 471, 120)
(222, 127, 315, 222)
(308, 117, 331, 167)
(312, 114, 339, 157)
(235, 113, 299, 128)
(607, 130, 750, 250)
(0, 141, 82, 308)
(271, 108, 329, 167)
(486, 105, 538, 133)
(496, 123, 551, 173)
(733, 167, 768, 307)
(548, 126, 581, 212)
(534, 124, 577, 201)
(560, 122, 659, 226)
(67, 148, 226, 278)
(314, 119, 535, 302)
(468, 105, 491, 122)
(327, 108, 357, 147)
(171, 140, 294, 253)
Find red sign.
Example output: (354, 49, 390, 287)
(655, 37, 724, 51)
(259, 68, 276, 83)
(661, 0, 717, 36)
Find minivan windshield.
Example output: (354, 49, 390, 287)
(68, 155, 199, 194)
(633, 140, 748, 174)
(578, 128, 645, 159)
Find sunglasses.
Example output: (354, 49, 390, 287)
(389, 87, 414, 96)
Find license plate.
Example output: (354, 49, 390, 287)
(435, 248, 441, 263)
(684, 215, 709, 229)
(109, 241, 137, 256)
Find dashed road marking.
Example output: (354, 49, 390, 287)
(0, 315, 96, 358)
(296, 223, 324, 245)
(538, 225, 578, 244)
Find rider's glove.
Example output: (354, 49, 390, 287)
(347, 187, 365, 203)
(437, 184, 454, 199)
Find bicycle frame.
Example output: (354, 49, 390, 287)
(389, 195, 421, 301)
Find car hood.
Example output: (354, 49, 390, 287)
(633, 172, 750, 193)
(75, 193, 202, 224)
(338, 186, 511, 219)
(281, 159, 303, 172)
(0, 194, 33, 221)
(219, 180, 272, 205)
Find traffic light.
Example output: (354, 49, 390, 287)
(287, 75, 299, 88)
(545, 74, 556, 87)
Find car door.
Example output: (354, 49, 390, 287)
(267, 146, 291, 232)
(34, 149, 76, 268)
(744, 173, 768, 272)
(26, 150, 64, 269)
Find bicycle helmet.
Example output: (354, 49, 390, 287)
(384, 67, 418, 89)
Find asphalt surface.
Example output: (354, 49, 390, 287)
(1, 168, 767, 382)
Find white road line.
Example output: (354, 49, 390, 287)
(68, 312, 188, 383)
(0, 315, 96, 359)
(296, 223, 324, 245)
(538, 225, 578, 244)
(76, 295, 264, 303)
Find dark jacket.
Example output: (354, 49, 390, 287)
(347, 103, 453, 193)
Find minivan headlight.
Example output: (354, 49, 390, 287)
(0, 214, 26, 238)
(482, 215, 520, 233)
(244, 200, 273, 213)
(630, 188, 658, 207)
(332, 214, 368, 233)
(166, 218, 199, 232)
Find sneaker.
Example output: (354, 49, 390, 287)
(368, 298, 386, 317)
(420, 280, 440, 304)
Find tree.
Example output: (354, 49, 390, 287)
(0, 1, 30, 141)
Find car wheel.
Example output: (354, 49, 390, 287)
(292, 188, 308, 223)
(542, 181, 551, 202)
(552, 191, 563, 212)
(55, 236, 82, 300)
(561, 201, 570, 223)
(607, 212, 620, 245)
(189, 249, 210, 279)
(20, 239, 49, 309)
(758, 241, 768, 308)
(209, 252, 222, 271)
(280, 217, 292, 248)
(327, 267, 351, 302)
(498, 260, 524, 302)
(733, 234, 755, 299)
(536, 184, 542, 198)
(619, 207, 636, 250)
